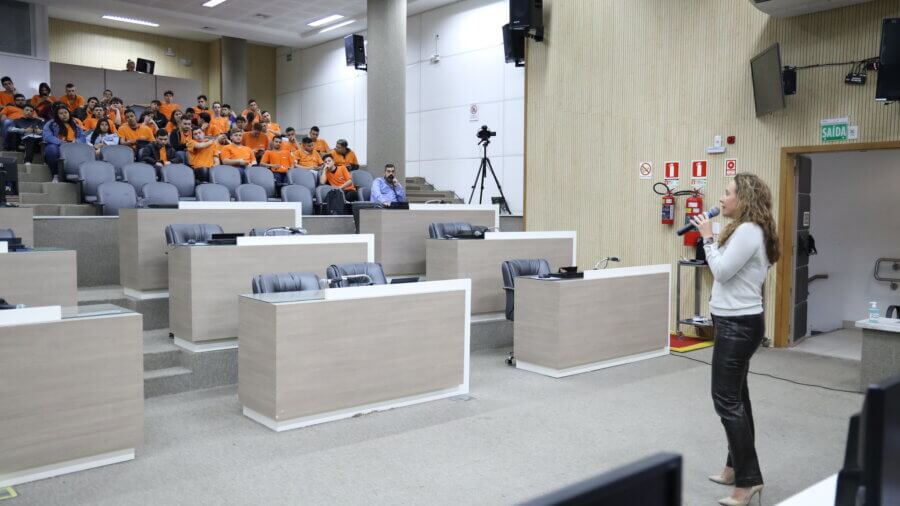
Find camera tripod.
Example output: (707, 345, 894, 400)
(468, 139, 511, 214)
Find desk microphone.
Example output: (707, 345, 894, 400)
(676, 207, 719, 236)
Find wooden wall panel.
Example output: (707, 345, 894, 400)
(525, 0, 900, 340)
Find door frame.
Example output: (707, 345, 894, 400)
(773, 140, 900, 347)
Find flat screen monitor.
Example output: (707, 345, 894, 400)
(750, 43, 786, 117)
(521, 453, 681, 506)
(876, 18, 900, 101)
(136, 58, 155, 75)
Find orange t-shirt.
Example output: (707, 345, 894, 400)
(106, 108, 123, 126)
(117, 124, 155, 145)
(241, 132, 269, 152)
(260, 150, 294, 173)
(186, 138, 218, 169)
(280, 139, 300, 153)
(58, 124, 76, 142)
(0, 91, 15, 106)
(0, 105, 24, 120)
(30, 95, 55, 108)
(60, 95, 86, 111)
(208, 116, 230, 136)
(159, 102, 180, 120)
(324, 165, 355, 190)
(296, 148, 323, 168)
(158, 147, 168, 163)
(312, 138, 329, 153)
(83, 116, 104, 131)
(219, 144, 255, 166)
(267, 122, 281, 134)
(330, 149, 359, 169)
(240, 108, 261, 126)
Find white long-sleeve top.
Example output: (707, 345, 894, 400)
(703, 222, 769, 316)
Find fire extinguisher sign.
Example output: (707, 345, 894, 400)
(664, 161, 680, 188)
(724, 158, 738, 177)
(691, 159, 708, 190)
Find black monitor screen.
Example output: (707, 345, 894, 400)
(876, 18, 900, 101)
(750, 43, 786, 117)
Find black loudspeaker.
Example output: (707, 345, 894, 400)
(502, 24, 525, 67)
(510, 0, 543, 32)
(136, 58, 155, 74)
(782, 66, 797, 95)
(344, 34, 366, 70)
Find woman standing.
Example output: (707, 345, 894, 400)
(42, 103, 86, 177)
(691, 173, 779, 506)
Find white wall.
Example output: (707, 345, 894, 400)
(275, 0, 524, 214)
(806, 150, 900, 333)
(0, 3, 50, 97)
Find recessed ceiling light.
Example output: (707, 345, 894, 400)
(102, 15, 159, 27)
(202, 0, 227, 7)
(308, 14, 344, 27)
(319, 19, 355, 33)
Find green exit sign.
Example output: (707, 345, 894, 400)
(820, 117, 849, 142)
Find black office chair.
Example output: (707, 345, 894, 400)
(326, 262, 388, 288)
(164, 224, 224, 246)
(0, 228, 14, 239)
(252, 272, 322, 294)
(428, 222, 489, 239)
(501, 258, 551, 365)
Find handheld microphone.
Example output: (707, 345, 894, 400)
(676, 207, 719, 236)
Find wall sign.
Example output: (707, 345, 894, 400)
(639, 161, 653, 180)
(820, 117, 849, 142)
(664, 161, 680, 188)
(469, 104, 479, 122)
(724, 158, 737, 177)
(691, 160, 708, 189)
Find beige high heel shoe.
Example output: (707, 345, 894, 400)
(708, 467, 735, 486)
(718, 484, 763, 506)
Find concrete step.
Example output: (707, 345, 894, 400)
(407, 196, 464, 203)
(407, 190, 458, 199)
(19, 181, 45, 193)
(0, 151, 23, 163)
(18, 182, 81, 205)
(17, 163, 53, 182)
(143, 330, 181, 372)
(20, 203, 99, 216)
(405, 177, 426, 184)
(144, 366, 193, 398)
(405, 183, 435, 191)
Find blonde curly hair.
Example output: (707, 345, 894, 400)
(718, 173, 780, 264)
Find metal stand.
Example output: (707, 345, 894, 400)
(675, 260, 713, 337)
(468, 140, 511, 214)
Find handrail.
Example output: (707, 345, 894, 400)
(808, 273, 829, 284)
(874, 258, 900, 290)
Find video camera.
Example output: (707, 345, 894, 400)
(476, 125, 496, 142)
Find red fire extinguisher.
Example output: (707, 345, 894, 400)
(661, 193, 675, 225)
(683, 190, 704, 246)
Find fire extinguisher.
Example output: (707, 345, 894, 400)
(683, 190, 704, 246)
(661, 193, 675, 225)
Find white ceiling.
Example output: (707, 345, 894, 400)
(33, 0, 459, 47)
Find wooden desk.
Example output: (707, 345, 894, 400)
(426, 232, 576, 314)
(0, 249, 77, 307)
(119, 208, 297, 296)
(239, 279, 470, 431)
(0, 305, 143, 487)
(514, 265, 671, 378)
(359, 204, 497, 275)
(168, 235, 372, 351)
(0, 207, 34, 247)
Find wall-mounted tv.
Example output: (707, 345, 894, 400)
(750, 43, 786, 117)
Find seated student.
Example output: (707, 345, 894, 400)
(233, 115, 247, 133)
(165, 109, 183, 134)
(0, 76, 17, 106)
(159, 90, 180, 120)
(87, 118, 119, 157)
(6, 104, 43, 163)
(260, 119, 276, 142)
(139, 111, 159, 134)
(106, 97, 125, 127)
(100, 89, 114, 107)
(296, 136, 324, 169)
(219, 129, 256, 168)
(1, 93, 26, 145)
(82, 104, 107, 132)
(146, 100, 168, 130)
(280, 127, 300, 153)
(117, 108, 155, 151)
(140, 129, 178, 170)
(330, 139, 360, 171)
(261, 111, 280, 136)
(184, 107, 197, 128)
(60, 83, 85, 113)
(370, 164, 407, 205)
(309, 125, 329, 153)
(240, 99, 261, 130)
(30, 82, 55, 119)
(73, 96, 98, 122)
(259, 136, 295, 184)
(211, 101, 221, 117)
(169, 117, 193, 163)
(186, 128, 220, 182)
(42, 103, 86, 176)
(195, 95, 209, 117)
(208, 104, 231, 136)
(198, 112, 212, 136)
(241, 121, 269, 161)
(319, 154, 358, 202)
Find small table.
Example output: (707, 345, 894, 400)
(856, 317, 900, 389)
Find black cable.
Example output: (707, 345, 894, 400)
(672, 353, 862, 395)
(794, 56, 879, 71)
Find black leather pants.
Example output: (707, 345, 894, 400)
(711, 313, 765, 488)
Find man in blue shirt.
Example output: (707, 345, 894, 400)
(370, 164, 406, 206)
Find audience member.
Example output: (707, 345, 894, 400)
(234, 116, 248, 133)
(211, 101, 221, 116)
(370, 164, 406, 205)
(140, 129, 177, 170)
(166, 109, 183, 133)
(30, 82, 55, 118)
(170, 117, 193, 164)
(219, 129, 255, 168)
(73, 96, 98, 122)
(87, 118, 119, 157)
(208, 104, 231, 136)
(159, 90, 180, 120)
(281, 127, 300, 153)
(319, 154, 358, 202)
(60, 83, 86, 112)
(198, 112, 211, 135)
(186, 129, 219, 182)
(296, 136, 324, 169)
(100, 89, 113, 106)
(126, 59, 136, 72)
(139, 111, 159, 134)
(146, 100, 168, 130)
(261, 111, 280, 136)
(1, 94, 26, 142)
(82, 104, 107, 131)
(241, 122, 269, 161)
(259, 136, 295, 184)
(241, 99, 261, 129)
(331, 139, 360, 171)
(309, 126, 329, 153)
(117, 108, 154, 151)
(42, 103, 86, 174)
(7, 104, 43, 163)
(183, 107, 196, 127)
(0, 76, 17, 106)
(195, 95, 209, 116)
(107, 97, 125, 127)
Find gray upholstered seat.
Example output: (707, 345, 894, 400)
(164, 224, 224, 246)
(350, 170, 373, 191)
(251, 272, 322, 294)
(428, 222, 487, 239)
(360, 186, 371, 202)
(78, 161, 116, 203)
(210, 165, 242, 198)
(501, 258, 551, 321)
(100, 144, 136, 178)
(195, 183, 231, 201)
(236, 183, 267, 202)
(249, 227, 305, 236)
(161, 164, 196, 199)
(0, 228, 14, 239)
(281, 185, 313, 215)
(326, 262, 387, 288)
(286, 168, 316, 194)
(141, 182, 180, 207)
(60, 143, 96, 182)
(315, 185, 342, 212)
(123, 162, 157, 195)
(96, 181, 137, 216)
(246, 166, 276, 198)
